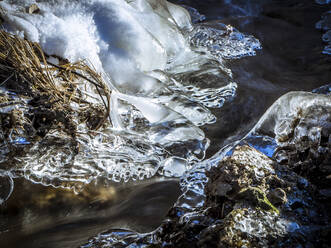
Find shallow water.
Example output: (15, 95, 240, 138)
(195, 0, 331, 156)
(0, 178, 181, 248)
(0, 0, 330, 247)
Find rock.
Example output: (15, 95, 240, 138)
(236, 187, 279, 213)
(214, 183, 232, 197)
(142, 144, 330, 248)
(26, 4, 40, 14)
(249, 91, 331, 190)
(267, 188, 287, 206)
(81, 91, 331, 248)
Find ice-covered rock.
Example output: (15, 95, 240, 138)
(82, 91, 331, 247)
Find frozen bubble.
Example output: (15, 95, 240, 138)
(189, 22, 262, 61)
(160, 157, 188, 177)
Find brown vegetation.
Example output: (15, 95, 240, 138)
(0, 30, 112, 167)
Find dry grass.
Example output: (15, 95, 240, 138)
(0, 30, 111, 130)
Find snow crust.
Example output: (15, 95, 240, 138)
(0, 0, 193, 87)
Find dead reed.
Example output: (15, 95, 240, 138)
(0, 30, 111, 130)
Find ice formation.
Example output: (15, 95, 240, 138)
(0, 0, 261, 187)
(83, 90, 330, 247)
(249, 91, 331, 137)
(0, 170, 14, 205)
(316, 0, 331, 4)
(315, 0, 331, 55)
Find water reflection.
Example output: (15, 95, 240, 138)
(0, 178, 180, 248)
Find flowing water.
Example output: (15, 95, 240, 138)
(0, 0, 330, 247)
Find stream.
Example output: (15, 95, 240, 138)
(0, 0, 330, 247)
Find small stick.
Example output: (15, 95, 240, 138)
(0, 72, 14, 86)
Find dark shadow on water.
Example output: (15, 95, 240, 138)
(0, 179, 181, 248)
